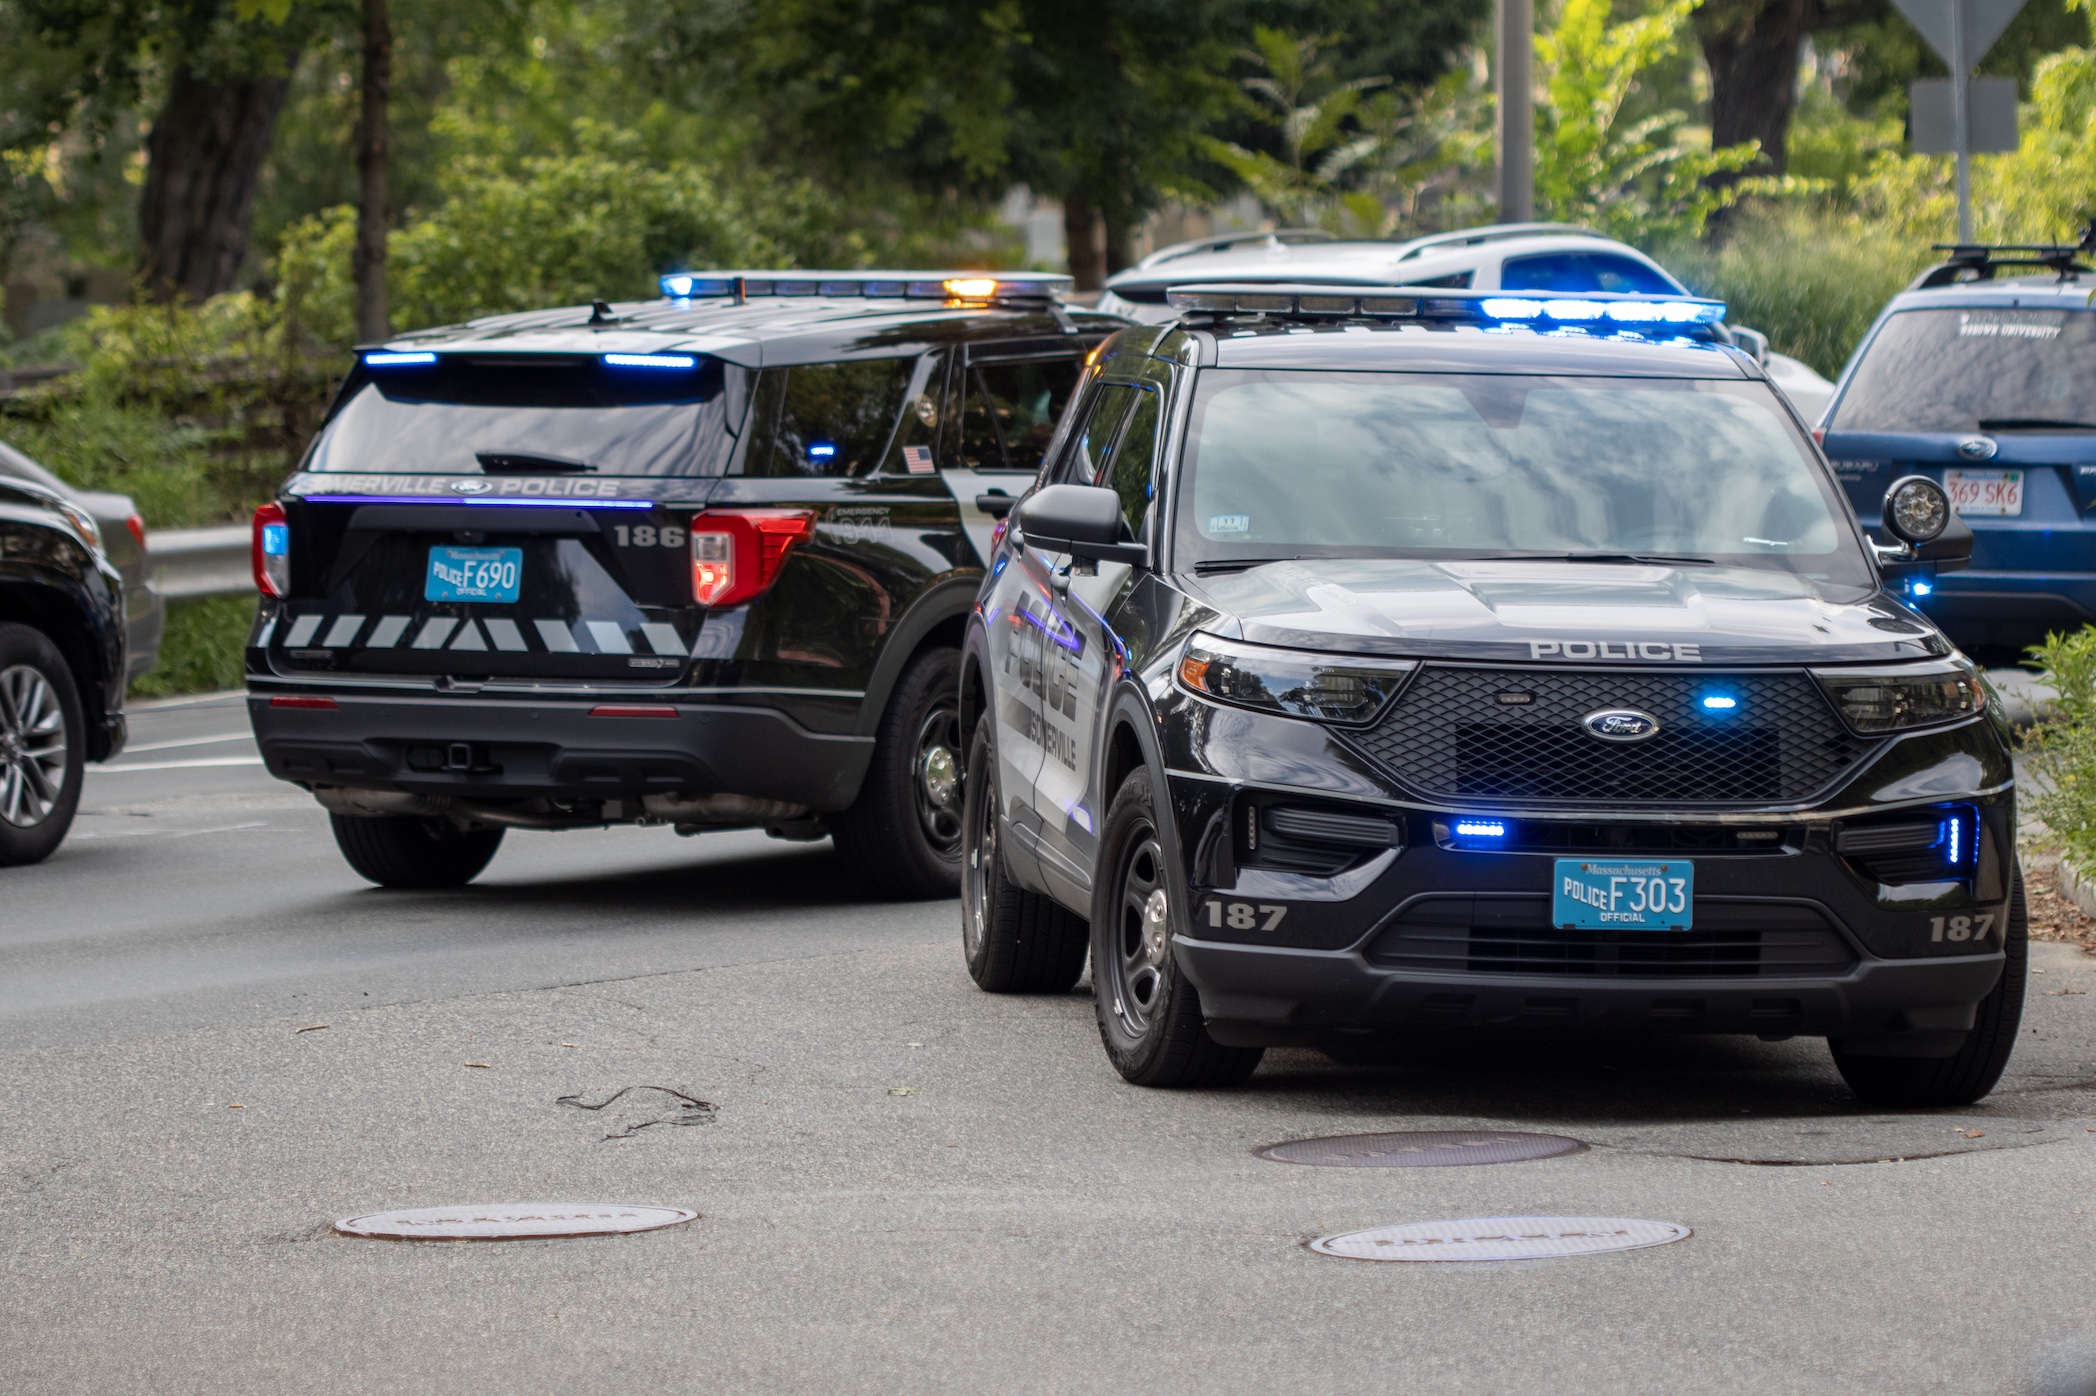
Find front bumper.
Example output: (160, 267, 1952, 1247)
(247, 690, 874, 810)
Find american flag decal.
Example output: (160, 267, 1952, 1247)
(903, 445, 935, 474)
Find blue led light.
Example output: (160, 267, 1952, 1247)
(260, 522, 289, 557)
(1475, 295, 1724, 327)
(365, 351, 437, 367)
(1943, 811, 1968, 867)
(1910, 579, 1933, 597)
(1701, 694, 1738, 711)
(603, 353, 697, 369)
(298, 494, 657, 510)
(1479, 297, 1547, 320)
(1453, 819, 1507, 839)
(807, 442, 838, 460)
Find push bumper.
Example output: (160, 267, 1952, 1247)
(1177, 934, 2004, 1048)
(247, 690, 873, 810)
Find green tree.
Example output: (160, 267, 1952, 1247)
(1533, 0, 1763, 241)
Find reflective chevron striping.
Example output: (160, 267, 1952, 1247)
(271, 613, 684, 658)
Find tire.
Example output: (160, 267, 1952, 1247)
(330, 813, 505, 889)
(960, 713, 1089, 992)
(1091, 769, 1264, 1088)
(1831, 865, 2028, 1108)
(0, 622, 86, 867)
(831, 645, 965, 900)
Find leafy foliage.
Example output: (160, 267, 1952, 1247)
(129, 594, 255, 698)
(2024, 625, 2096, 871)
(1532, 0, 1764, 242)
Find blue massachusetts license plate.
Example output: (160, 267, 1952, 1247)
(1552, 858, 1693, 931)
(425, 546, 522, 604)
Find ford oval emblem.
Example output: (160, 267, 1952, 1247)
(449, 479, 493, 495)
(1957, 436, 1998, 461)
(1583, 709, 1661, 742)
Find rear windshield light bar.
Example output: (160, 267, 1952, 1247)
(298, 494, 657, 510)
(657, 270, 1072, 303)
(1162, 283, 1726, 331)
(361, 350, 705, 372)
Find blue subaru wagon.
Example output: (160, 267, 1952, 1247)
(1819, 235, 2096, 656)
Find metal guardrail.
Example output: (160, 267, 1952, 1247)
(148, 525, 251, 600)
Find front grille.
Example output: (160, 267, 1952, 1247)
(1346, 666, 1875, 805)
(1368, 896, 1855, 978)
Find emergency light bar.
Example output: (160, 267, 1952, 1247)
(657, 270, 1072, 303)
(1163, 283, 1727, 328)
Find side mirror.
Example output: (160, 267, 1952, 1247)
(1877, 475, 1973, 577)
(1015, 483, 1147, 565)
(1729, 325, 1771, 365)
(975, 491, 1018, 519)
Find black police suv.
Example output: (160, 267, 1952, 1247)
(0, 474, 129, 864)
(961, 282, 2021, 1108)
(245, 271, 1122, 895)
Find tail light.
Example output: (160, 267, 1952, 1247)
(126, 514, 147, 549)
(689, 509, 816, 608)
(253, 501, 290, 596)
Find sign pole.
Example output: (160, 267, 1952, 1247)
(1496, 0, 1534, 223)
(1952, 0, 1973, 243)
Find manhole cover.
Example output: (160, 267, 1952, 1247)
(1259, 1130, 1586, 1167)
(1312, 1216, 1690, 1263)
(332, 1203, 697, 1242)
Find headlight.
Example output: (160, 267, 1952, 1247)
(55, 500, 101, 552)
(1176, 633, 1416, 725)
(1813, 659, 1986, 732)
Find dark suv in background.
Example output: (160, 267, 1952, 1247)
(245, 271, 1121, 894)
(0, 473, 129, 864)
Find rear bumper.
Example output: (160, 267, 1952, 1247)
(1177, 935, 2003, 1047)
(247, 691, 873, 810)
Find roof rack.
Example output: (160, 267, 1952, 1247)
(1132, 229, 1340, 270)
(1164, 282, 1726, 332)
(656, 270, 1071, 303)
(1391, 223, 1604, 262)
(1911, 218, 2096, 288)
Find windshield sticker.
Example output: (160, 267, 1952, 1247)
(902, 445, 935, 474)
(1207, 514, 1251, 534)
(1958, 311, 2064, 341)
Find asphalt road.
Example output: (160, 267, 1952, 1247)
(4, 692, 2096, 1394)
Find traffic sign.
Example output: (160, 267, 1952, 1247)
(1890, 0, 2028, 68)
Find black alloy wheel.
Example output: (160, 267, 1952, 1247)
(1090, 769, 1263, 1088)
(330, 813, 506, 889)
(0, 622, 85, 867)
(833, 646, 966, 899)
(960, 713, 1088, 992)
(1831, 862, 2029, 1107)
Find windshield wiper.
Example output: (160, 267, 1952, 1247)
(1976, 417, 2096, 432)
(1193, 556, 1302, 574)
(476, 451, 596, 474)
(1466, 552, 1718, 566)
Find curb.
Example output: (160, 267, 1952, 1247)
(2058, 859, 2096, 921)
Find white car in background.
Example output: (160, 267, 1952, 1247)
(1098, 223, 1837, 424)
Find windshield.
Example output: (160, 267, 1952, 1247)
(1175, 371, 1870, 583)
(1830, 306, 2096, 433)
(305, 357, 735, 476)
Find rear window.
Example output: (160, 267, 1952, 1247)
(1501, 253, 1680, 295)
(306, 356, 734, 477)
(1830, 307, 2096, 434)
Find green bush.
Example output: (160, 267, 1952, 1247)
(129, 594, 256, 699)
(1664, 204, 1931, 379)
(2023, 627, 2096, 868)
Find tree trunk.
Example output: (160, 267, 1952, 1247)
(1697, 0, 1811, 183)
(137, 57, 300, 302)
(1102, 205, 1136, 278)
(1063, 191, 1105, 291)
(354, 0, 392, 342)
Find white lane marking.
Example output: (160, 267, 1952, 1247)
(127, 689, 246, 710)
(171, 820, 271, 838)
(90, 756, 267, 773)
(121, 731, 256, 753)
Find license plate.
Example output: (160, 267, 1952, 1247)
(425, 546, 522, 604)
(1943, 468, 2024, 516)
(1552, 858, 1693, 931)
